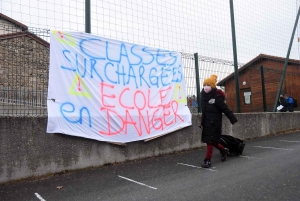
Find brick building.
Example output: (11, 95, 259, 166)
(0, 13, 49, 107)
(217, 54, 300, 113)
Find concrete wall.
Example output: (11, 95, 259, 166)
(1, 112, 300, 184)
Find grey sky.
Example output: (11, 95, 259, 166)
(1, 0, 300, 64)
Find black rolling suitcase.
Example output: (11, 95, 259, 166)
(220, 134, 245, 156)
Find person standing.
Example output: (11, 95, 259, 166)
(284, 94, 294, 112)
(191, 95, 198, 107)
(200, 74, 238, 168)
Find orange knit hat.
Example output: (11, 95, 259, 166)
(203, 74, 217, 88)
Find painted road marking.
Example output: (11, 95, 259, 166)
(177, 163, 217, 172)
(279, 140, 300, 143)
(118, 175, 157, 190)
(253, 146, 293, 151)
(35, 193, 46, 201)
(239, 155, 261, 159)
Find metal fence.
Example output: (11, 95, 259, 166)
(1, 0, 299, 116)
(0, 24, 50, 116)
(0, 25, 239, 116)
(0, 88, 47, 107)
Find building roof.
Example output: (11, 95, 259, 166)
(217, 54, 300, 86)
(0, 13, 28, 31)
(0, 31, 50, 48)
(0, 13, 49, 48)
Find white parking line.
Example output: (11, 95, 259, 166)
(118, 175, 157, 190)
(239, 155, 261, 159)
(177, 163, 217, 172)
(279, 140, 300, 143)
(253, 146, 293, 150)
(35, 193, 46, 201)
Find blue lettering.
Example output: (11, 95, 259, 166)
(139, 66, 150, 88)
(130, 45, 143, 65)
(61, 50, 76, 71)
(127, 66, 138, 89)
(79, 38, 106, 60)
(156, 49, 177, 66)
(60, 102, 92, 128)
(172, 65, 183, 82)
(169, 51, 177, 66)
(116, 64, 126, 85)
(59, 39, 182, 89)
(149, 68, 159, 88)
(156, 49, 169, 65)
(104, 62, 117, 84)
(142, 47, 154, 65)
(120, 43, 132, 65)
(90, 59, 103, 81)
(161, 64, 171, 86)
(106, 41, 119, 63)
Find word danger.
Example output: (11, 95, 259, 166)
(60, 83, 184, 136)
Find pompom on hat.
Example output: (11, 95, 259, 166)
(203, 74, 218, 88)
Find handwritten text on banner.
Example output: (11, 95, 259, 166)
(47, 31, 191, 143)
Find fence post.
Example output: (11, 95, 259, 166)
(85, 0, 91, 33)
(229, 0, 241, 113)
(260, 66, 267, 112)
(194, 53, 201, 113)
(273, 6, 300, 112)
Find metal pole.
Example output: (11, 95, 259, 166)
(261, 66, 267, 112)
(229, 0, 241, 113)
(85, 0, 91, 33)
(194, 53, 202, 113)
(273, 6, 300, 112)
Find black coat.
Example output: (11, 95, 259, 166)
(201, 88, 237, 144)
(278, 97, 287, 112)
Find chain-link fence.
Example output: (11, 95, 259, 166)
(0, 25, 50, 116)
(0, 25, 239, 116)
(1, 0, 300, 116)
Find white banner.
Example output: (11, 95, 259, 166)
(47, 31, 191, 143)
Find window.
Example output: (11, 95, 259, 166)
(244, 91, 251, 104)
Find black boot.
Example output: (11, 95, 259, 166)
(221, 148, 229, 162)
(201, 158, 211, 168)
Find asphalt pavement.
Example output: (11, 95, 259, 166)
(1, 132, 300, 201)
